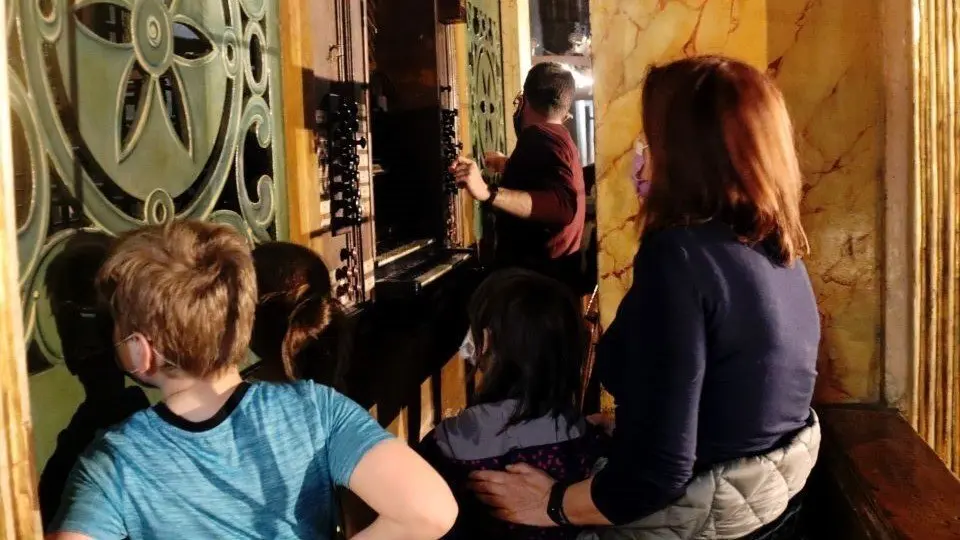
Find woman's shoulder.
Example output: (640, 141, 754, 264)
(641, 222, 797, 267)
(641, 222, 734, 252)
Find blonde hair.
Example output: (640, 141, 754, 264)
(96, 220, 257, 378)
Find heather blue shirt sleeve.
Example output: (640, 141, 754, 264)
(591, 233, 707, 525)
(316, 385, 393, 487)
(47, 381, 395, 539)
(50, 440, 128, 539)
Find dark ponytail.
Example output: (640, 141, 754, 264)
(281, 292, 348, 388)
(251, 242, 348, 389)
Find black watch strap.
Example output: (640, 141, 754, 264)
(546, 481, 572, 526)
(482, 183, 499, 206)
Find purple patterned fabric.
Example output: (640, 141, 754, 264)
(418, 421, 609, 540)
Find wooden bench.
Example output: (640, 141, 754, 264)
(803, 405, 960, 539)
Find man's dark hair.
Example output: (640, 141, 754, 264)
(523, 62, 576, 119)
(468, 268, 587, 428)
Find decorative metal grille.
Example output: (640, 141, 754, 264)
(6, 0, 288, 469)
(466, 0, 505, 162)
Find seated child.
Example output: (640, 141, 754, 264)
(250, 241, 347, 389)
(418, 269, 609, 540)
(48, 220, 457, 540)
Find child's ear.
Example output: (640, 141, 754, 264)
(127, 333, 152, 374)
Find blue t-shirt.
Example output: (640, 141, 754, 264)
(51, 380, 392, 539)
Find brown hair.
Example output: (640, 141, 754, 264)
(523, 62, 576, 120)
(96, 220, 257, 378)
(641, 55, 809, 264)
(250, 242, 347, 388)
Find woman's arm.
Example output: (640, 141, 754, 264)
(588, 234, 706, 524)
(350, 439, 458, 539)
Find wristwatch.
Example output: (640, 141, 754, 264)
(547, 481, 572, 526)
(482, 183, 499, 206)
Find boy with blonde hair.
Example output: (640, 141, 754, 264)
(48, 220, 457, 540)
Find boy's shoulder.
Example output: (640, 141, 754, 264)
(247, 378, 325, 400)
(97, 380, 333, 444)
(219, 380, 346, 426)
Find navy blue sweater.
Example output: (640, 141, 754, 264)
(590, 222, 819, 525)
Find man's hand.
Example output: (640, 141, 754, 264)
(483, 151, 508, 174)
(450, 156, 491, 202)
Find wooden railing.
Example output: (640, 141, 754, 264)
(804, 406, 960, 539)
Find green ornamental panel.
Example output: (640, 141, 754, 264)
(466, 0, 506, 162)
(5, 0, 288, 475)
(466, 0, 506, 243)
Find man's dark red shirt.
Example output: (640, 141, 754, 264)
(495, 123, 585, 283)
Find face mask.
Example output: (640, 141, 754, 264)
(459, 331, 477, 367)
(124, 371, 160, 389)
(632, 138, 651, 197)
(114, 333, 169, 389)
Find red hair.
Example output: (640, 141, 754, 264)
(641, 55, 809, 264)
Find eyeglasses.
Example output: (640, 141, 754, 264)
(514, 92, 574, 121)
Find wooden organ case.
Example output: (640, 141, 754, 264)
(366, 0, 475, 300)
(299, 0, 376, 310)
(301, 0, 484, 448)
(305, 0, 476, 314)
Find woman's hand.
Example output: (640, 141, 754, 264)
(468, 464, 556, 527)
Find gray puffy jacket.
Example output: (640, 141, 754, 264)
(580, 410, 820, 540)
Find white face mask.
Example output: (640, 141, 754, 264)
(459, 331, 477, 366)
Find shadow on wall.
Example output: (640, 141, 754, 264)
(37, 232, 150, 528)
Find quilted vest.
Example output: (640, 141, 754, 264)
(579, 410, 820, 540)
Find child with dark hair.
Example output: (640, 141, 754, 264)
(250, 242, 348, 390)
(419, 269, 608, 540)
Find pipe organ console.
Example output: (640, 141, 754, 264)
(440, 103, 464, 243)
(322, 93, 368, 300)
(325, 94, 367, 233)
(307, 0, 479, 310)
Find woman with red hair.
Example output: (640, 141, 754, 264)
(470, 56, 821, 540)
